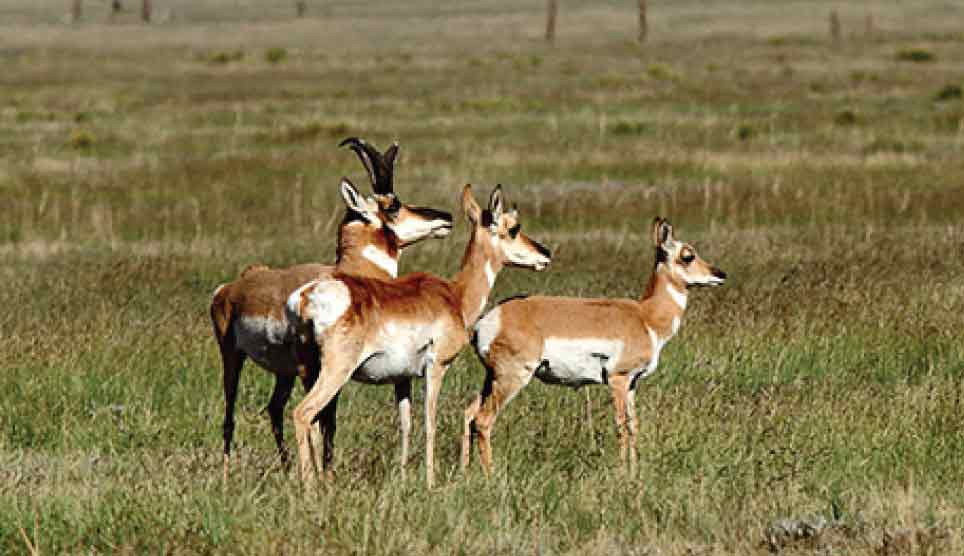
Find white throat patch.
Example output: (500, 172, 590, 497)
(484, 261, 496, 288)
(644, 325, 666, 377)
(362, 245, 398, 277)
(666, 283, 687, 310)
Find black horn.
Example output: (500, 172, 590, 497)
(339, 137, 397, 195)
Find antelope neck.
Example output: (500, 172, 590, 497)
(640, 263, 688, 337)
(453, 230, 501, 327)
(335, 222, 399, 279)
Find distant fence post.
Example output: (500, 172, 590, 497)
(71, 0, 82, 22)
(638, 0, 648, 43)
(864, 11, 874, 37)
(296, 1, 307, 17)
(141, 0, 151, 23)
(829, 9, 841, 42)
(545, 0, 557, 42)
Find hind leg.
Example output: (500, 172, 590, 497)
(318, 391, 340, 480)
(471, 358, 534, 476)
(266, 374, 296, 468)
(220, 346, 246, 481)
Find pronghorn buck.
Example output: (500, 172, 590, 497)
(462, 218, 726, 475)
(286, 184, 552, 487)
(210, 138, 453, 479)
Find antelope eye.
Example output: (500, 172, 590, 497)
(508, 224, 521, 238)
(680, 251, 695, 264)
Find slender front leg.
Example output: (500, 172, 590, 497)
(624, 385, 638, 475)
(295, 336, 323, 473)
(292, 338, 361, 486)
(394, 380, 413, 469)
(608, 375, 629, 467)
(424, 361, 450, 488)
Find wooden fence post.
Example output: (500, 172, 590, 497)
(829, 9, 841, 42)
(141, 0, 151, 23)
(296, 1, 307, 17)
(638, 0, 648, 43)
(545, 0, 557, 42)
(71, 0, 82, 22)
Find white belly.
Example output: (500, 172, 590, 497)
(535, 337, 624, 388)
(234, 315, 298, 375)
(352, 321, 437, 384)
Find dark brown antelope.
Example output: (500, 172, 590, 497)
(286, 184, 552, 487)
(462, 218, 726, 475)
(210, 138, 453, 479)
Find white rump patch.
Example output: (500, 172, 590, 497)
(212, 284, 226, 299)
(537, 337, 624, 388)
(362, 245, 398, 277)
(473, 306, 502, 359)
(286, 279, 351, 341)
(666, 283, 687, 310)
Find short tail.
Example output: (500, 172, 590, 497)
(210, 284, 233, 342)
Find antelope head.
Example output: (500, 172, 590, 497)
(463, 184, 552, 272)
(340, 137, 453, 247)
(653, 217, 726, 288)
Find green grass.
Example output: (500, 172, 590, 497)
(2, 1, 964, 554)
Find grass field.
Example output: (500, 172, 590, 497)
(2, 1, 964, 553)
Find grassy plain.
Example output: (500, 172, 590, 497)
(2, 1, 964, 554)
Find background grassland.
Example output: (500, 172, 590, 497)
(2, 1, 964, 554)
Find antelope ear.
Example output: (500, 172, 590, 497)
(462, 184, 482, 224)
(652, 217, 674, 248)
(340, 178, 367, 214)
(488, 184, 505, 221)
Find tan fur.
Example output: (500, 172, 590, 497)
(211, 168, 453, 480)
(461, 218, 726, 475)
(288, 184, 551, 487)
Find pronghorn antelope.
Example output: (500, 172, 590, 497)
(462, 218, 726, 475)
(286, 184, 552, 487)
(210, 138, 453, 479)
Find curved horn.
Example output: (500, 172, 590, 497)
(338, 137, 395, 195)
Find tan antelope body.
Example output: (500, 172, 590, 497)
(210, 139, 453, 478)
(286, 185, 552, 486)
(462, 218, 726, 474)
